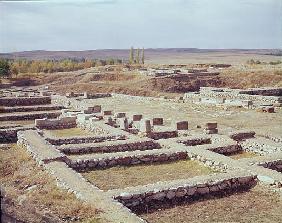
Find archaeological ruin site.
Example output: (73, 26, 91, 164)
(1, 80, 282, 222)
(1, 0, 282, 221)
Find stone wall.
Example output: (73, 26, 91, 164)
(177, 137, 211, 146)
(58, 139, 161, 155)
(17, 130, 68, 165)
(0, 111, 61, 121)
(67, 150, 188, 171)
(110, 171, 257, 210)
(35, 117, 77, 130)
(240, 137, 282, 155)
(0, 105, 63, 113)
(0, 126, 35, 143)
(257, 160, 282, 173)
(0, 96, 51, 106)
(184, 87, 282, 105)
(147, 131, 178, 140)
(45, 134, 127, 146)
(229, 130, 256, 141)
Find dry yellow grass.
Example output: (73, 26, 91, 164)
(140, 185, 282, 223)
(82, 160, 217, 191)
(0, 144, 103, 223)
(229, 151, 258, 160)
(46, 128, 91, 137)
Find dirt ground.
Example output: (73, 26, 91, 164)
(82, 97, 282, 138)
(4, 62, 282, 97)
(0, 144, 104, 223)
(46, 128, 92, 137)
(140, 185, 282, 223)
(82, 160, 216, 191)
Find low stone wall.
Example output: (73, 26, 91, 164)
(0, 126, 35, 143)
(229, 130, 256, 141)
(176, 135, 241, 155)
(177, 136, 211, 146)
(147, 131, 178, 140)
(52, 95, 105, 110)
(208, 144, 242, 155)
(68, 150, 188, 171)
(111, 93, 178, 103)
(258, 160, 282, 173)
(0, 96, 51, 106)
(240, 137, 282, 155)
(45, 134, 127, 146)
(109, 171, 257, 210)
(261, 134, 282, 143)
(239, 88, 282, 96)
(0, 111, 61, 121)
(184, 87, 282, 105)
(17, 130, 68, 165)
(35, 117, 77, 129)
(58, 139, 161, 155)
(66, 92, 111, 99)
(0, 105, 63, 113)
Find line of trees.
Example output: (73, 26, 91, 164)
(129, 47, 145, 64)
(0, 58, 123, 76)
(0, 59, 11, 77)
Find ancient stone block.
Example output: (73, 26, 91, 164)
(139, 120, 152, 133)
(115, 112, 126, 118)
(133, 114, 143, 121)
(205, 122, 217, 130)
(103, 110, 112, 116)
(83, 92, 89, 99)
(119, 118, 129, 130)
(153, 118, 163, 125)
(176, 121, 188, 130)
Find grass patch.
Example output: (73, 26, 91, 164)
(46, 128, 91, 137)
(82, 160, 216, 191)
(229, 151, 258, 160)
(0, 144, 104, 223)
(140, 185, 282, 223)
(0, 120, 35, 126)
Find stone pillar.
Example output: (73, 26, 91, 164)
(176, 121, 188, 130)
(107, 117, 114, 126)
(115, 112, 126, 118)
(140, 119, 151, 133)
(204, 122, 218, 134)
(120, 118, 129, 130)
(133, 114, 143, 121)
(92, 105, 102, 113)
(103, 110, 112, 116)
(153, 117, 163, 125)
(83, 92, 89, 99)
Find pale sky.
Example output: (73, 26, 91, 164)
(0, 0, 281, 53)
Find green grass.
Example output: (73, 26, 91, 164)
(82, 159, 217, 191)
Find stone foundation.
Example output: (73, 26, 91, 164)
(58, 139, 161, 154)
(35, 117, 77, 129)
(109, 171, 257, 209)
(0, 126, 35, 143)
(0, 111, 61, 121)
(45, 134, 127, 146)
(0, 96, 51, 106)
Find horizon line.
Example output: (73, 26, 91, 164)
(1, 47, 282, 54)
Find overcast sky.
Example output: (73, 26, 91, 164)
(0, 0, 281, 52)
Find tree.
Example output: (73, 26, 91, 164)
(0, 59, 11, 77)
(129, 46, 134, 64)
(141, 47, 145, 65)
(136, 48, 140, 64)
